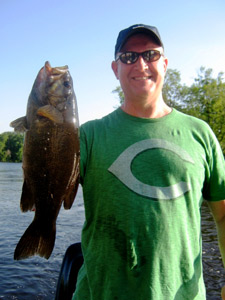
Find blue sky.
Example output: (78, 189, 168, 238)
(1, 0, 225, 133)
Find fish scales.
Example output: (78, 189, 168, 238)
(10, 61, 80, 260)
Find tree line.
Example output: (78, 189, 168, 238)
(113, 66, 225, 154)
(0, 132, 24, 162)
(1, 66, 225, 162)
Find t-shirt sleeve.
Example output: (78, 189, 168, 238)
(202, 129, 225, 201)
(79, 125, 88, 186)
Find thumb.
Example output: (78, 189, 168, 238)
(221, 286, 225, 300)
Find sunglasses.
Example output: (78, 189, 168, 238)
(116, 50, 163, 65)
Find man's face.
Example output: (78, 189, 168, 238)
(112, 34, 168, 102)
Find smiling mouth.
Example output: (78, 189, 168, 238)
(133, 76, 151, 80)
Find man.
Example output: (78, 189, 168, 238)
(73, 24, 225, 300)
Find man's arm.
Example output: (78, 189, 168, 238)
(207, 200, 225, 300)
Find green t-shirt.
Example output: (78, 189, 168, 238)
(73, 108, 225, 300)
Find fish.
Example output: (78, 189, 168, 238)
(10, 61, 80, 260)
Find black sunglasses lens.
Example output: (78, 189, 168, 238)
(143, 50, 161, 62)
(119, 50, 161, 64)
(120, 52, 138, 64)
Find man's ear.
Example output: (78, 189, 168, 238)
(163, 57, 168, 74)
(111, 61, 119, 79)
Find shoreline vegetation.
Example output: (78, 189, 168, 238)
(0, 131, 24, 162)
(1, 67, 225, 163)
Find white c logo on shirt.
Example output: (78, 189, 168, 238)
(108, 139, 194, 200)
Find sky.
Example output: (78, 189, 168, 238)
(1, 0, 225, 133)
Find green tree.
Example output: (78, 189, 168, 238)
(0, 133, 8, 161)
(0, 132, 24, 162)
(183, 67, 225, 152)
(112, 86, 124, 105)
(162, 69, 188, 110)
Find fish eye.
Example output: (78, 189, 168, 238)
(64, 81, 71, 88)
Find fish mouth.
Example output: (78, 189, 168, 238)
(46, 61, 70, 84)
(45, 61, 68, 75)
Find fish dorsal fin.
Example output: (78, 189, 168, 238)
(10, 116, 28, 132)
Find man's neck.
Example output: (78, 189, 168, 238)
(121, 95, 172, 119)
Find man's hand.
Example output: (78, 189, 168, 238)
(221, 286, 225, 299)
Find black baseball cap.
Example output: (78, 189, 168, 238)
(114, 24, 164, 58)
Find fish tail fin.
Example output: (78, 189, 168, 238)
(14, 219, 56, 260)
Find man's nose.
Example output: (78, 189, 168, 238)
(135, 56, 148, 70)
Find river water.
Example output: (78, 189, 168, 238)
(0, 162, 224, 299)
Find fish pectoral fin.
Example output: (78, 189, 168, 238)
(10, 116, 28, 132)
(64, 178, 79, 209)
(37, 105, 64, 123)
(63, 161, 80, 209)
(20, 180, 35, 212)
